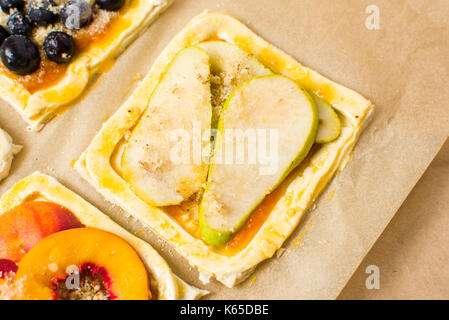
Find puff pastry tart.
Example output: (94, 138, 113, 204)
(0, 127, 21, 181)
(0, 0, 173, 131)
(0, 172, 207, 300)
(76, 12, 374, 287)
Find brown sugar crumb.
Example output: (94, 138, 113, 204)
(163, 192, 203, 239)
(139, 158, 163, 173)
(210, 59, 252, 128)
(54, 267, 111, 300)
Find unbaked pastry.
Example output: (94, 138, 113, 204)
(76, 12, 374, 287)
(0, 0, 173, 131)
(0, 172, 207, 299)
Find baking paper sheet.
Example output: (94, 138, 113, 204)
(0, 0, 448, 299)
(340, 138, 449, 299)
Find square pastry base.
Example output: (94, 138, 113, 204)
(76, 12, 374, 287)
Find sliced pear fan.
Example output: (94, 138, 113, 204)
(119, 41, 339, 246)
(200, 75, 319, 246)
(121, 47, 212, 206)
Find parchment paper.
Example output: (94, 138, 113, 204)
(0, 0, 448, 299)
(340, 138, 449, 299)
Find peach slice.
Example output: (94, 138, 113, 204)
(0, 201, 83, 263)
(14, 228, 151, 300)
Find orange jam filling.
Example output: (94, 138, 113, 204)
(218, 181, 288, 256)
(0, 59, 68, 94)
(0, 201, 152, 300)
(0, 10, 122, 94)
(206, 34, 226, 42)
(163, 177, 287, 257)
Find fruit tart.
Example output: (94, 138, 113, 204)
(0, 127, 21, 181)
(0, 0, 173, 131)
(76, 12, 374, 287)
(0, 172, 207, 300)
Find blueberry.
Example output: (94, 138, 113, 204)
(0, 35, 40, 75)
(95, 0, 125, 11)
(6, 11, 33, 36)
(27, 0, 59, 27)
(0, 26, 9, 46)
(0, 0, 25, 14)
(61, 0, 92, 30)
(43, 31, 75, 64)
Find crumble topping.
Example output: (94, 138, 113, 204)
(28, 0, 60, 15)
(54, 266, 111, 300)
(139, 158, 163, 173)
(0, 274, 24, 300)
(210, 58, 252, 128)
(168, 192, 203, 238)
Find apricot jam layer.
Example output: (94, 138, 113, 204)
(0, 59, 68, 94)
(0, 11, 120, 94)
(164, 181, 287, 256)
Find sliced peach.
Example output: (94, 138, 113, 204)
(0, 201, 83, 262)
(14, 228, 151, 300)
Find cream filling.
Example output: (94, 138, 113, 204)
(0, 128, 21, 181)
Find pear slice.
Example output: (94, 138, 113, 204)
(199, 75, 319, 246)
(121, 46, 212, 207)
(314, 96, 341, 143)
(197, 41, 272, 127)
